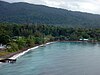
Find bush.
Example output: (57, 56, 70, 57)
(7, 42, 19, 52)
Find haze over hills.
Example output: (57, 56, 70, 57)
(0, 1, 100, 28)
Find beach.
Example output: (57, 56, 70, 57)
(9, 42, 54, 60)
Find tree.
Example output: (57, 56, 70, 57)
(7, 42, 19, 52)
(0, 34, 10, 44)
(26, 36, 35, 47)
(16, 37, 26, 49)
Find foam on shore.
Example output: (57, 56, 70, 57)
(9, 42, 55, 59)
(9, 46, 39, 59)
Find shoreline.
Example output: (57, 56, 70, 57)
(58, 40, 100, 43)
(0, 41, 99, 64)
(9, 40, 98, 60)
(0, 41, 99, 62)
(9, 42, 55, 60)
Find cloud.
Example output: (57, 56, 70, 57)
(2, 0, 100, 14)
(63, 0, 100, 14)
(40, 0, 65, 8)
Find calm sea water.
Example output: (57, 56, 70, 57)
(0, 42, 100, 75)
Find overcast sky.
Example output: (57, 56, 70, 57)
(2, 0, 100, 14)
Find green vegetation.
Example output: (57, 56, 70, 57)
(0, 22, 100, 57)
(7, 42, 19, 52)
(0, 1, 100, 28)
(0, 52, 11, 56)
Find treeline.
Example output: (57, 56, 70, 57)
(0, 23, 55, 52)
(0, 22, 100, 52)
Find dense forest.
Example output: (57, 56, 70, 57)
(0, 22, 100, 56)
(0, 22, 100, 44)
(0, 22, 100, 42)
(0, 1, 100, 28)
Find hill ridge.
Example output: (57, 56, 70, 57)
(0, 1, 100, 28)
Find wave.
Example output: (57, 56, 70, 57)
(9, 42, 55, 59)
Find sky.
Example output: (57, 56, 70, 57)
(2, 0, 100, 14)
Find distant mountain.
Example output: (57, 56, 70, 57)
(0, 1, 100, 28)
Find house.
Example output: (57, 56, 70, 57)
(0, 44, 6, 50)
(79, 39, 89, 41)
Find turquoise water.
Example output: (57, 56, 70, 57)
(0, 42, 100, 75)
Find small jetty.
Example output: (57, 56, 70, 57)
(0, 58, 16, 63)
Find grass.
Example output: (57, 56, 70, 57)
(0, 51, 10, 56)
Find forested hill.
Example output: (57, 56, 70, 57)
(0, 1, 100, 28)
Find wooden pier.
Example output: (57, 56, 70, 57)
(0, 58, 16, 63)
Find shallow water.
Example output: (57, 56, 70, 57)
(0, 42, 100, 75)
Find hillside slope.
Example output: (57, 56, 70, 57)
(0, 1, 100, 28)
